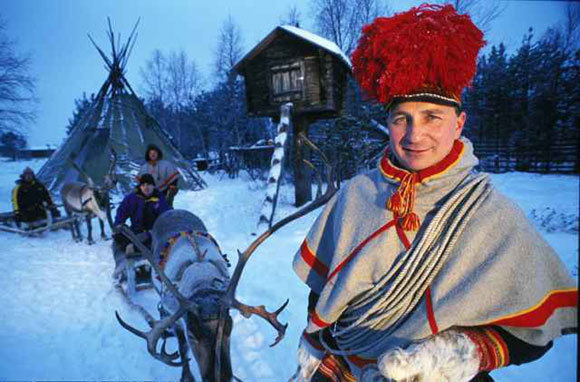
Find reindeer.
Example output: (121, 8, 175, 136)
(61, 149, 117, 244)
(114, 135, 337, 382)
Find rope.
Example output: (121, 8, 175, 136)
(322, 173, 492, 355)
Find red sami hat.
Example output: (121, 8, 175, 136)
(351, 3, 485, 109)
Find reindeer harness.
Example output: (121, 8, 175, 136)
(158, 230, 223, 269)
(79, 185, 95, 208)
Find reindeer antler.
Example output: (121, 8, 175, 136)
(68, 157, 96, 188)
(114, 226, 199, 366)
(115, 310, 187, 366)
(220, 132, 337, 345)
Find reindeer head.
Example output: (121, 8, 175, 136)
(183, 298, 233, 381)
(102, 148, 118, 191)
(67, 148, 117, 220)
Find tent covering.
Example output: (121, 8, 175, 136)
(37, 21, 205, 195)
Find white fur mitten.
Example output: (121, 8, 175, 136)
(291, 333, 326, 382)
(377, 329, 480, 382)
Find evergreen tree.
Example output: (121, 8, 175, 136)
(506, 29, 534, 167)
(0, 130, 26, 160)
(530, 27, 577, 171)
(464, 25, 579, 173)
(66, 92, 95, 135)
(464, 44, 510, 145)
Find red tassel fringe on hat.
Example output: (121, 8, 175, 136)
(351, 3, 485, 106)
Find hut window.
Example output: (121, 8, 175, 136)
(271, 61, 303, 102)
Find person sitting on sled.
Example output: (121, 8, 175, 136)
(112, 173, 171, 281)
(12, 167, 59, 225)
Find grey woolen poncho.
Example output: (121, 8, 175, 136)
(293, 137, 577, 374)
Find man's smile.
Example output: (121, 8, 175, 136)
(403, 147, 431, 154)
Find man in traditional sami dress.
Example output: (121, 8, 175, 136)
(291, 4, 577, 382)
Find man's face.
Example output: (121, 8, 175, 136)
(140, 183, 155, 197)
(387, 101, 466, 171)
(23, 172, 34, 182)
(148, 150, 159, 162)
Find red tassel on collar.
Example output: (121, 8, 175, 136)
(382, 140, 465, 231)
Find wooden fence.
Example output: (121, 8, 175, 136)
(473, 141, 579, 174)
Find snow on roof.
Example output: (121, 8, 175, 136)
(279, 25, 352, 68)
(27, 145, 56, 151)
(234, 25, 352, 72)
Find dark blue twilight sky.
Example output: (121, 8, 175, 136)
(0, 0, 571, 147)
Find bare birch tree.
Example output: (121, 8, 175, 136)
(280, 4, 303, 27)
(140, 49, 203, 151)
(310, 0, 390, 55)
(438, 0, 505, 32)
(140, 49, 201, 110)
(0, 17, 36, 134)
(214, 14, 244, 83)
(212, 15, 247, 151)
(562, 2, 579, 51)
(139, 49, 167, 104)
(166, 51, 202, 110)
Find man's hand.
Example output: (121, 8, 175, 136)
(166, 185, 177, 198)
(377, 330, 480, 382)
(290, 333, 325, 382)
(113, 223, 129, 235)
(113, 224, 131, 247)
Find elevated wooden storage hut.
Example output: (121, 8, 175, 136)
(234, 25, 351, 119)
(234, 25, 351, 205)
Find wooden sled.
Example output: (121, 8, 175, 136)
(0, 206, 79, 237)
(122, 251, 155, 296)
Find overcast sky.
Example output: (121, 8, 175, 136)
(0, 0, 572, 147)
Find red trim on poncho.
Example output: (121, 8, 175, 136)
(300, 240, 329, 278)
(326, 218, 397, 281)
(487, 289, 578, 327)
(311, 310, 332, 329)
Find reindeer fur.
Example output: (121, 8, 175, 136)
(152, 224, 233, 382)
(61, 181, 109, 244)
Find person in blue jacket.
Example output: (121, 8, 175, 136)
(112, 173, 171, 280)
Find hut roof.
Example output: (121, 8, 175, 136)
(234, 25, 352, 73)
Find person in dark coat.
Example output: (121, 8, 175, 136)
(113, 173, 171, 247)
(112, 173, 171, 280)
(11, 167, 59, 224)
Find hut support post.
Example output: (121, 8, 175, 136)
(293, 115, 312, 207)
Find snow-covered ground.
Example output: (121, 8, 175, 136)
(0, 158, 577, 381)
